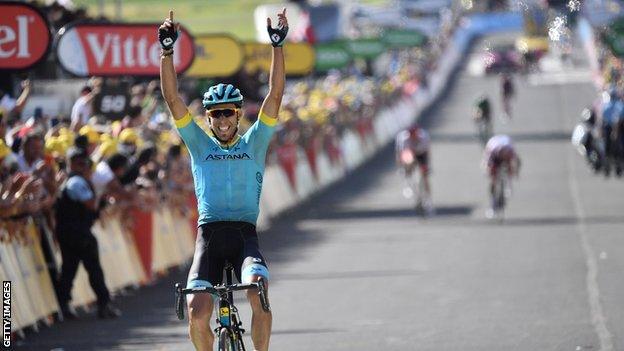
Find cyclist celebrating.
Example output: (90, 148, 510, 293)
(395, 125, 433, 215)
(482, 135, 521, 218)
(159, 9, 288, 351)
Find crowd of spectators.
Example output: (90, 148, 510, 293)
(0, 77, 194, 228)
(571, 35, 624, 177)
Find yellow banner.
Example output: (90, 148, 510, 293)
(244, 42, 315, 76)
(186, 35, 244, 77)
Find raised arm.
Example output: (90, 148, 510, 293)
(260, 9, 289, 119)
(13, 79, 31, 114)
(159, 11, 188, 120)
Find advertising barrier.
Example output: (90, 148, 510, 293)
(56, 23, 195, 76)
(314, 42, 351, 71)
(0, 2, 52, 70)
(244, 42, 315, 76)
(186, 35, 244, 78)
(344, 38, 386, 59)
(383, 29, 427, 48)
(0, 206, 195, 333)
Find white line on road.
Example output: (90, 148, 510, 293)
(566, 151, 614, 351)
(528, 70, 593, 86)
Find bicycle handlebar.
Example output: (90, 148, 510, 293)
(175, 278, 271, 321)
(178, 282, 259, 295)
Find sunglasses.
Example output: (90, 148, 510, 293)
(207, 108, 238, 119)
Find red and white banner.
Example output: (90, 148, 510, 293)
(0, 2, 52, 70)
(56, 23, 195, 76)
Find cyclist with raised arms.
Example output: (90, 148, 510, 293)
(159, 9, 288, 351)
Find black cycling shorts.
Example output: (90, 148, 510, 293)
(186, 221, 269, 289)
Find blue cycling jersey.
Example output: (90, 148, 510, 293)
(175, 111, 277, 225)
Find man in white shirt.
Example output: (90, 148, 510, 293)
(0, 80, 31, 119)
(91, 153, 133, 201)
(70, 86, 97, 132)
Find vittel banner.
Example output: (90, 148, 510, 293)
(0, 2, 52, 70)
(56, 23, 195, 76)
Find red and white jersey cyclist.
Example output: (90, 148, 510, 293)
(482, 134, 520, 178)
(395, 125, 431, 174)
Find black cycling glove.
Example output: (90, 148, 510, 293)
(267, 23, 288, 47)
(158, 22, 178, 50)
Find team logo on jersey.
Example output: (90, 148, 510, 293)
(205, 153, 251, 161)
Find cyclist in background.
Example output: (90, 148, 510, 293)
(473, 94, 492, 146)
(159, 9, 288, 351)
(501, 73, 515, 118)
(395, 125, 433, 215)
(482, 135, 521, 218)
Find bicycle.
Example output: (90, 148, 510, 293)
(399, 152, 433, 216)
(475, 116, 492, 147)
(175, 262, 270, 351)
(491, 166, 511, 221)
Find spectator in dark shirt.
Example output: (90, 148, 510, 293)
(55, 147, 121, 320)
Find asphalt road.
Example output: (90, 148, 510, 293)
(14, 37, 624, 351)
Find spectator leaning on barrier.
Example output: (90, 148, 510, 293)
(55, 147, 121, 320)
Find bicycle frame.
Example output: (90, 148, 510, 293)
(475, 118, 492, 147)
(175, 263, 270, 351)
(493, 166, 511, 220)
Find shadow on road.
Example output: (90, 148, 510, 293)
(274, 268, 426, 281)
(430, 131, 572, 143)
(304, 205, 474, 220)
(482, 214, 624, 226)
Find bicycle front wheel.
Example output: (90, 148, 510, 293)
(218, 328, 236, 351)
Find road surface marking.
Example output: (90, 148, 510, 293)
(567, 150, 614, 351)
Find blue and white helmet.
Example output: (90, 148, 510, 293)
(202, 83, 243, 109)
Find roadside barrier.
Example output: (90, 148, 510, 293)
(1, 205, 195, 333)
(0, 219, 58, 332)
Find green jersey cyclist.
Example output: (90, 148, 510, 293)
(159, 9, 288, 351)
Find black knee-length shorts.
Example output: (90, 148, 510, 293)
(186, 221, 269, 289)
